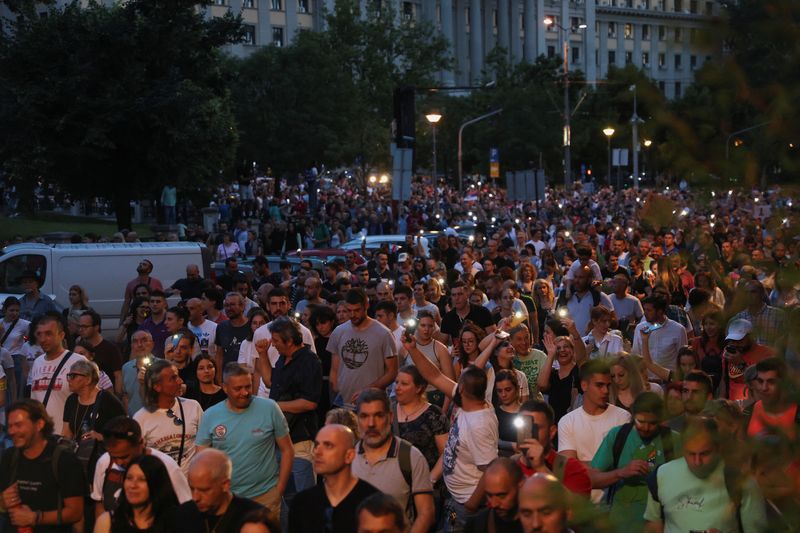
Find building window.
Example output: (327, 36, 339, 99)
(674, 53, 682, 69)
(690, 0, 698, 13)
(624, 23, 633, 39)
(609, 50, 616, 64)
(547, 16, 558, 32)
(675, 82, 682, 97)
(243, 0, 254, 7)
(571, 17, 579, 30)
(608, 22, 616, 38)
(705, 1, 713, 15)
(271, 0, 282, 10)
(674, 0, 682, 12)
(298, 0, 309, 13)
(690, 28, 697, 43)
(658, 81, 665, 93)
(273, 26, 284, 46)
(674, 27, 682, 42)
(625, 51, 632, 64)
(642, 24, 650, 39)
(492, 9, 497, 28)
(213, 0, 226, 5)
(572, 46, 580, 63)
(243, 24, 256, 45)
(657, 0, 665, 9)
(547, 45, 556, 57)
(690, 54, 697, 69)
(658, 52, 666, 68)
(658, 25, 666, 41)
(642, 51, 650, 66)
(595, 49, 599, 66)
(403, 1, 413, 21)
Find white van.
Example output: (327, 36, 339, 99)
(0, 242, 212, 333)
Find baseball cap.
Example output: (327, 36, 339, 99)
(725, 318, 752, 341)
(397, 253, 410, 263)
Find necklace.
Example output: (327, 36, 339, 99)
(399, 401, 428, 422)
(73, 402, 90, 435)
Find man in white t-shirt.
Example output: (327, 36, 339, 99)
(251, 288, 316, 397)
(631, 295, 688, 374)
(402, 332, 498, 533)
(28, 315, 88, 435)
(558, 359, 630, 502)
(134, 359, 203, 476)
(92, 416, 192, 515)
(186, 298, 217, 356)
(375, 300, 405, 354)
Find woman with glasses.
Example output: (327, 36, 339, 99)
(116, 296, 151, 354)
(94, 455, 180, 533)
(73, 340, 114, 392)
(62, 360, 124, 478)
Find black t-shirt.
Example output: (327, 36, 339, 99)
(465, 508, 524, 533)
(93, 340, 123, 386)
(62, 391, 126, 437)
(441, 304, 495, 340)
(184, 386, 227, 411)
(269, 346, 322, 443)
(214, 320, 251, 365)
(171, 277, 206, 301)
(288, 479, 379, 533)
(0, 440, 88, 533)
(175, 495, 263, 533)
(548, 365, 581, 424)
(177, 359, 199, 392)
(495, 407, 519, 446)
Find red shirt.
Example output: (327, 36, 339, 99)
(747, 400, 798, 440)
(518, 449, 592, 497)
(723, 344, 774, 401)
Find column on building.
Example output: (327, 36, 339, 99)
(536, 0, 545, 57)
(598, 18, 608, 79)
(257, 0, 273, 46)
(681, 31, 691, 89)
(523, 0, 535, 62)
(510, 0, 522, 64)
(456, 0, 469, 85)
(616, 21, 625, 68)
(439, 0, 457, 86)
(470, 0, 483, 83)
(484, 0, 494, 59)
(584, 0, 597, 83)
(664, 25, 674, 98)
(285, 0, 297, 41)
(229, 0, 243, 55)
(649, 20, 659, 79)
(497, 0, 509, 58)
(633, 21, 642, 67)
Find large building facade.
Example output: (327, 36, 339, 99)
(215, 0, 722, 99)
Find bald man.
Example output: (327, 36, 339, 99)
(186, 297, 217, 356)
(288, 425, 379, 533)
(517, 474, 572, 533)
(465, 458, 524, 533)
(177, 448, 264, 533)
(169, 264, 206, 300)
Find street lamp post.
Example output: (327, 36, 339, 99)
(457, 108, 503, 194)
(425, 112, 442, 183)
(642, 139, 652, 184)
(603, 127, 615, 187)
(544, 17, 586, 189)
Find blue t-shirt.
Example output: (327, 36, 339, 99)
(122, 360, 144, 417)
(196, 396, 290, 498)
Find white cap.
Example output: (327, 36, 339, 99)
(725, 318, 752, 341)
(397, 253, 410, 263)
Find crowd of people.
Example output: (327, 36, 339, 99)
(0, 174, 799, 533)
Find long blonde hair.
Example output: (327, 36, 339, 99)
(609, 355, 644, 405)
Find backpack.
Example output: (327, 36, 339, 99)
(8, 436, 77, 525)
(647, 463, 744, 532)
(608, 423, 674, 504)
(397, 438, 416, 521)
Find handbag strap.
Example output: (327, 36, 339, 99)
(176, 398, 186, 466)
(88, 390, 104, 429)
(43, 351, 73, 407)
(1, 318, 19, 346)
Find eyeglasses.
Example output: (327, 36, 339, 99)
(66, 373, 87, 379)
(166, 409, 184, 426)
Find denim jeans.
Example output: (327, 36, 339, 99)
(444, 497, 476, 533)
(279, 440, 316, 532)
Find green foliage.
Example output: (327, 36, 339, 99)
(0, 0, 243, 228)
(231, 0, 452, 178)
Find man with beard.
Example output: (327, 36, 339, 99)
(644, 417, 766, 533)
(464, 458, 524, 533)
(328, 289, 398, 409)
(120, 259, 163, 324)
(517, 474, 572, 533)
(719, 319, 774, 402)
(351, 389, 434, 533)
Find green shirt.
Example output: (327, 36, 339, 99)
(643, 459, 767, 533)
(591, 424, 682, 532)
(514, 348, 547, 397)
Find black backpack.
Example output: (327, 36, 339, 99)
(607, 422, 674, 504)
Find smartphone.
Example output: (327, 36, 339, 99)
(405, 318, 418, 336)
(494, 330, 510, 340)
(642, 322, 665, 334)
(171, 333, 183, 350)
(514, 415, 538, 447)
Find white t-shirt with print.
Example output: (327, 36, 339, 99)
(29, 350, 88, 436)
(133, 397, 203, 476)
(442, 384, 499, 504)
(91, 447, 192, 504)
(189, 319, 217, 356)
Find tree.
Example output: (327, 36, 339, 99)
(0, 0, 243, 229)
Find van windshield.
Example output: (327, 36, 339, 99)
(0, 254, 47, 294)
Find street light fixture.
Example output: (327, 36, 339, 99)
(425, 112, 442, 183)
(642, 139, 652, 183)
(603, 127, 615, 187)
(543, 16, 586, 188)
